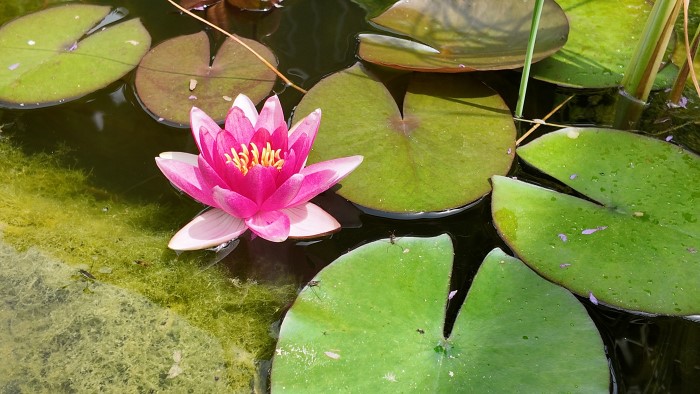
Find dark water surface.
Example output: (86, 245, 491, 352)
(1, 0, 699, 392)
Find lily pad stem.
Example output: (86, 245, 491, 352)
(514, 0, 545, 118)
(166, 0, 307, 94)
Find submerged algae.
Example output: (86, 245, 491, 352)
(0, 138, 296, 391)
(0, 242, 228, 392)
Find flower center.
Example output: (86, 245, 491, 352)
(224, 142, 284, 175)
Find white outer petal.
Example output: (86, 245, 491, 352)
(159, 151, 199, 166)
(232, 94, 259, 125)
(285, 202, 341, 239)
(168, 208, 247, 251)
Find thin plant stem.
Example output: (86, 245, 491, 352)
(515, 94, 574, 145)
(166, 0, 307, 94)
(514, 118, 571, 129)
(514, 0, 545, 118)
(682, 0, 700, 94)
(669, 0, 700, 104)
(668, 23, 700, 104)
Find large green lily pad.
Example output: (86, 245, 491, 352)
(293, 63, 515, 214)
(0, 4, 150, 107)
(492, 128, 700, 315)
(357, 0, 569, 72)
(134, 31, 277, 126)
(531, 0, 653, 88)
(272, 236, 608, 392)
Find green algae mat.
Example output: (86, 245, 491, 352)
(0, 138, 296, 392)
(0, 242, 229, 392)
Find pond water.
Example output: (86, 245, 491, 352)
(0, 0, 699, 392)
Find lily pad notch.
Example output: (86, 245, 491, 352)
(134, 31, 277, 126)
(491, 128, 700, 315)
(272, 235, 609, 392)
(0, 4, 151, 108)
(293, 63, 516, 215)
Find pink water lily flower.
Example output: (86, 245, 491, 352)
(156, 94, 363, 250)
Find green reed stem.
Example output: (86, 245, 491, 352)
(515, 0, 545, 118)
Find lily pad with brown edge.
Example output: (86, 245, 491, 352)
(357, 0, 569, 72)
(134, 31, 276, 126)
(0, 4, 150, 108)
(531, 0, 655, 88)
(491, 128, 700, 315)
(271, 237, 609, 392)
(293, 63, 515, 215)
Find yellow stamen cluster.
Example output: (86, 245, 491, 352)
(224, 142, 284, 175)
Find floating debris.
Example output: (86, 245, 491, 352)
(588, 292, 599, 305)
(582, 226, 607, 235)
(448, 290, 458, 300)
(324, 351, 340, 360)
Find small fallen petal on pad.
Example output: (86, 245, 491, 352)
(582, 226, 607, 235)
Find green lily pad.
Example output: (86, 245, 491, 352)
(272, 237, 609, 392)
(0, 4, 150, 108)
(293, 63, 515, 214)
(492, 128, 700, 315)
(134, 31, 277, 126)
(357, 0, 569, 72)
(531, 0, 653, 88)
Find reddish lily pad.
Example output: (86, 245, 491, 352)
(492, 129, 700, 315)
(134, 31, 276, 125)
(272, 237, 609, 392)
(0, 4, 150, 108)
(358, 0, 569, 72)
(293, 63, 515, 214)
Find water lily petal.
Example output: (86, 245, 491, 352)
(168, 208, 247, 250)
(245, 210, 290, 242)
(261, 173, 304, 211)
(288, 109, 321, 153)
(277, 149, 299, 186)
(284, 202, 340, 238)
(241, 165, 277, 205)
(215, 127, 239, 170)
(155, 156, 215, 206)
(212, 186, 259, 219)
(190, 107, 220, 152)
(256, 95, 286, 137)
(224, 106, 255, 144)
(232, 94, 258, 125)
(288, 155, 364, 206)
(249, 128, 272, 153)
(159, 151, 198, 166)
(196, 155, 228, 191)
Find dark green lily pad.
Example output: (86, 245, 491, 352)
(293, 63, 515, 214)
(0, 4, 150, 108)
(492, 128, 700, 315)
(272, 236, 609, 392)
(134, 31, 276, 125)
(531, 0, 653, 88)
(357, 0, 569, 72)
